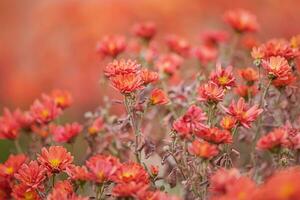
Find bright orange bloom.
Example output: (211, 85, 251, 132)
(110, 73, 144, 94)
(155, 53, 183, 76)
(210, 64, 235, 89)
(50, 90, 73, 109)
(198, 81, 225, 103)
(149, 88, 169, 105)
(196, 127, 232, 144)
(188, 140, 219, 159)
(31, 125, 50, 138)
(209, 168, 241, 195)
(88, 117, 104, 135)
(47, 180, 88, 200)
(290, 34, 300, 49)
(86, 154, 120, 183)
(96, 35, 126, 58)
(235, 85, 258, 99)
(30, 96, 61, 124)
(37, 146, 73, 173)
(220, 115, 237, 130)
(112, 182, 148, 198)
(271, 73, 296, 87)
(221, 98, 263, 128)
(0, 154, 27, 179)
(262, 56, 292, 79)
(132, 21, 157, 41)
(66, 165, 92, 181)
(238, 67, 259, 83)
(193, 45, 218, 64)
(104, 59, 140, 78)
(0, 108, 21, 139)
(223, 9, 258, 33)
(173, 105, 207, 139)
(51, 122, 82, 143)
(112, 162, 149, 184)
(14, 161, 46, 190)
(11, 184, 41, 200)
(140, 69, 159, 85)
(255, 167, 300, 200)
(256, 128, 288, 151)
(166, 35, 190, 57)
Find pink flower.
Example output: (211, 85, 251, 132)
(51, 122, 82, 143)
(198, 82, 225, 103)
(210, 64, 235, 89)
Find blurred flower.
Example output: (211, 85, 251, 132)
(223, 9, 258, 33)
(198, 81, 225, 103)
(104, 59, 140, 78)
(193, 45, 218, 65)
(30, 96, 61, 124)
(238, 67, 259, 83)
(166, 35, 190, 57)
(14, 161, 46, 190)
(150, 165, 159, 177)
(31, 125, 50, 138)
(200, 30, 229, 47)
(290, 34, 300, 49)
(0, 154, 27, 179)
(11, 184, 41, 200)
(112, 162, 149, 184)
(0, 108, 21, 139)
(47, 180, 88, 200)
(66, 165, 92, 182)
(196, 127, 232, 144)
(50, 90, 73, 110)
(188, 140, 219, 159)
(37, 146, 73, 173)
(88, 117, 104, 135)
(155, 53, 183, 76)
(86, 154, 120, 183)
(235, 85, 258, 99)
(210, 64, 235, 89)
(220, 115, 237, 130)
(96, 35, 126, 58)
(221, 98, 263, 128)
(173, 105, 207, 139)
(132, 21, 156, 41)
(256, 128, 288, 151)
(112, 182, 148, 198)
(149, 88, 169, 105)
(138, 190, 181, 200)
(14, 109, 34, 130)
(51, 122, 82, 143)
(140, 69, 159, 85)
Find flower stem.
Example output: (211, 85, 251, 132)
(14, 139, 22, 153)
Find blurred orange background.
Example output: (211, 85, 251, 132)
(1, 0, 299, 119)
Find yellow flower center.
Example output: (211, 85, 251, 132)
(41, 109, 50, 118)
(122, 171, 134, 178)
(218, 76, 229, 85)
(238, 191, 246, 200)
(24, 191, 34, 200)
(5, 167, 14, 175)
(279, 183, 295, 198)
(55, 97, 65, 105)
(50, 159, 61, 167)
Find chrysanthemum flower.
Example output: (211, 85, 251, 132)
(0, 177, 11, 199)
(47, 180, 88, 200)
(50, 89, 73, 109)
(235, 85, 258, 99)
(196, 127, 233, 144)
(51, 122, 82, 143)
(254, 167, 300, 200)
(88, 117, 104, 135)
(271, 72, 296, 87)
(112, 182, 148, 198)
(256, 128, 288, 151)
(14, 161, 46, 190)
(140, 69, 159, 85)
(66, 165, 92, 182)
(166, 35, 190, 57)
(137, 190, 181, 200)
(132, 21, 156, 41)
(220, 116, 237, 130)
(238, 67, 259, 83)
(11, 184, 41, 200)
(193, 45, 218, 64)
(221, 98, 263, 128)
(104, 59, 140, 78)
(86, 154, 120, 183)
(209, 168, 241, 195)
(0, 108, 21, 139)
(200, 30, 229, 47)
(188, 140, 219, 159)
(198, 81, 225, 103)
(110, 73, 144, 94)
(31, 125, 50, 138)
(96, 35, 126, 58)
(37, 146, 73, 173)
(0, 154, 27, 179)
(149, 88, 169, 105)
(262, 56, 292, 80)
(173, 105, 207, 139)
(223, 9, 258, 33)
(30, 96, 61, 124)
(14, 109, 34, 130)
(210, 64, 235, 89)
(112, 162, 149, 184)
(155, 53, 183, 76)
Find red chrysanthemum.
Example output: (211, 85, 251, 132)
(50, 89, 73, 109)
(66, 165, 92, 182)
(235, 85, 258, 99)
(166, 35, 190, 57)
(112, 162, 149, 184)
(0, 108, 21, 140)
(238, 67, 259, 83)
(256, 128, 288, 151)
(220, 115, 237, 130)
(210, 64, 235, 89)
(0, 154, 27, 179)
(132, 21, 156, 41)
(11, 184, 41, 200)
(104, 59, 140, 78)
(149, 88, 169, 105)
(88, 117, 104, 135)
(198, 81, 225, 103)
(96, 35, 126, 58)
(196, 127, 233, 144)
(155, 53, 183, 76)
(140, 69, 159, 85)
(193, 45, 218, 64)
(188, 140, 219, 159)
(51, 122, 82, 143)
(110, 73, 144, 94)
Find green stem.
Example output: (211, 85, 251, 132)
(14, 139, 22, 153)
(52, 174, 56, 187)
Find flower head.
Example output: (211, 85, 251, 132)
(132, 21, 156, 41)
(210, 64, 235, 89)
(221, 98, 263, 128)
(149, 88, 169, 105)
(96, 35, 126, 58)
(50, 90, 73, 109)
(88, 117, 104, 135)
(166, 35, 190, 57)
(14, 161, 46, 190)
(155, 53, 183, 76)
(198, 82, 225, 103)
(238, 67, 259, 83)
(256, 128, 288, 151)
(110, 73, 144, 94)
(37, 146, 73, 173)
(51, 122, 82, 143)
(235, 85, 258, 99)
(223, 9, 258, 33)
(220, 115, 237, 130)
(112, 182, 148, 198)
(66, 165, 92, 182)
(196, 127, 232, 144)
(113, 162, 149, 184)
(173, 105, 207, 139)
(193, 45, 218, 64)
(200, 30, 229, 47)
(262, 56, 292, 80)
(104, 59, 140, 78)
(11, 184, 41, 200)
(0, 108, 21, 139)
(140, 69, 159, 85)
(188, 140, 219, 159)
(0, 154, 27, 179)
